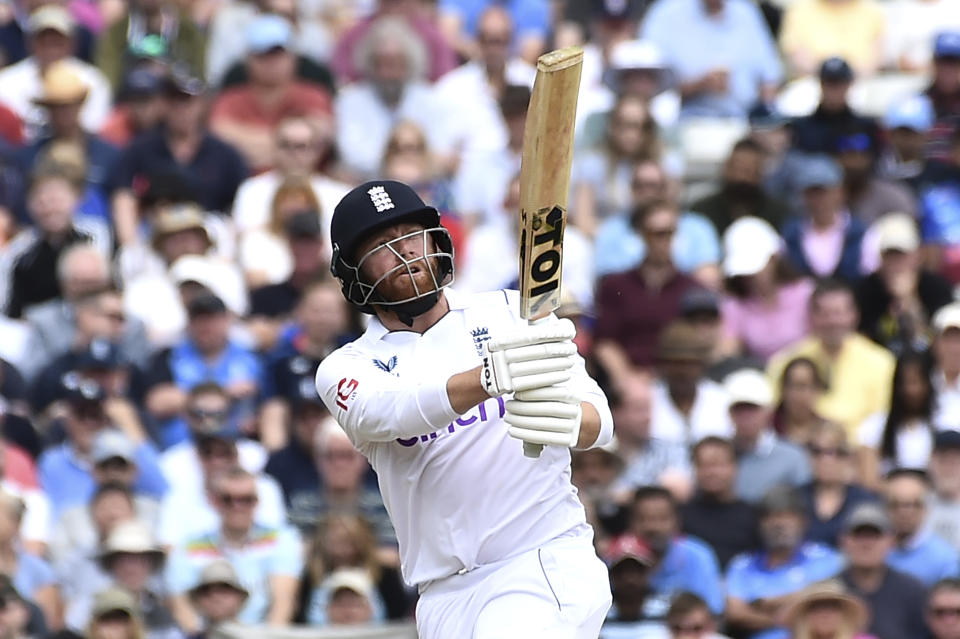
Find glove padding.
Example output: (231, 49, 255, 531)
(504, 385, 582, 448)
(481, 318, 578, 397)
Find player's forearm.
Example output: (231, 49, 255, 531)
(575, 402, 601, 449)
(448, 366, 491, 414)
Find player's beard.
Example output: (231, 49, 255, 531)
(375, 255, 442, 303)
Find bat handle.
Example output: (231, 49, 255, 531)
(523, 316, 549, 459)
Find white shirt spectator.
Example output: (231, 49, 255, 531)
(857, 412, 942, 471)
(934, 372, 960, 431)
(335, 81, 448, 178)
(649, 378, 734, 445)
(884, 0, 960, 70)
(0, 480, 51, 550)
(49, 496, 159, 568)
(231, 172, 350, 238)
(0, 57, 111, 140)
(453, 146, 519, 224)
(159, 439, 267, 498)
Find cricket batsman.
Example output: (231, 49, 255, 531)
(315, 180, 613, 638)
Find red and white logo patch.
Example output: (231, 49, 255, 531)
(335, 378, 359, 411)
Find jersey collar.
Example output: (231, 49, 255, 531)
(365, 288, 466, 342)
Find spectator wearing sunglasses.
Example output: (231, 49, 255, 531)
(165, 467, 302, 634)
(927, 578, 960, 639)
(885, 469, 960, 586)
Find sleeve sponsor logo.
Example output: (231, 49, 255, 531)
(396, 396, 505, 447)
(335, 378, 359, 411)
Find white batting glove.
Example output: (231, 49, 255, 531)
(480, 318, 578, 397)
(504, 385, 583, 448)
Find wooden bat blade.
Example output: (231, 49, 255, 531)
(518, 46, 583, 321)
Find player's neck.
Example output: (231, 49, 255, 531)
(375, 293, 450, 334)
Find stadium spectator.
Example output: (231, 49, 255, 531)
(725, 485, 844, 639)
(886, 469, 960, 585)
(209, 15, 332, 173)
(630, 486, 724, 615)
(601, 533, 663, 631)
(724, 368, 810, 503)
(768, 279, 896, 435)
(884, 0, 960, 72)
(857, 352, 938, 487)
(323, 569, 377, 626)
(0, 5, 111, 141)
(690, 138, 790, 235)
(779, 0, 885, 77)
(927, 578, 960, 639)
(837, 503, 929, 639)
(790, 59, 877, 156)
(437, 0, 548, 65)
(800, 422, 877, 546)
(918, 128, 960, 283)
(923, 32, 960, 163)
(94, 0, 205, 90)
(772, 358, 827, 445)
(641, 0, 782, 118)
(87, 587, 145, 639)
(296, 514, 409, 624)
(835, 131, 917, 226)
(720, 217, 814, 362)
(571, 445, 626, 541)
(783, 581, 875, 639)
(186, 560, 248, 639)
(594, 203, 699, 377)
(879, 96, 935, 187)
(166, 467, 302, 631)
(929, 431, 960, 550)
(594, 159, 720, 282)
(931, 303, 960, 428)
(0, 490, 58, 627)
(99, 68, 167, 149)
(680, 436, 760, 569)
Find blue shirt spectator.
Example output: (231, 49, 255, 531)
(594, 211, 720, 277)
(649, 535, 725, 614)
(642, 0, 782, 118)
(438, 0, 550, 39)
(888, 529, 960, 586)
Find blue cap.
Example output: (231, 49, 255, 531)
(64, 377, 107, 404)
(884, 96, 935, 131)
(76, 338, 122, 370)
(246, 14, 292, 55)
(796, 156, 843, 190)
(121, 68, 165, 99)
(935, 31, 960, 59)
(835, 131, 874, 154)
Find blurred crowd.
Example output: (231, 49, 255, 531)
(0, 0, 954, 639)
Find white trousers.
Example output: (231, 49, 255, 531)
(416, 529, 612, 639)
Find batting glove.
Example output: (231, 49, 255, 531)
(504, 385, 582, 448)
(480, 318, 578, 397)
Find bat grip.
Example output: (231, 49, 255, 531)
(523, 316, 549, 459)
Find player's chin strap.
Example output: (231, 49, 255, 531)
(382, 291, 441, 327)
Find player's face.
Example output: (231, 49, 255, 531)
(355, 222, 440, 303)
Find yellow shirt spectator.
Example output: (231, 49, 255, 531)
(780, 0, 886, 76)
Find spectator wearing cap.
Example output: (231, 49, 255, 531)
(725, 485, 843, 639)
(930, 303, 960, 428)
(779, 0, 885, 77)
(768, 280, 896, 435)
(690, 138, 791, 236)
(29, 334, 131, 416)
(599, 533, 663, 632)
(800, 421, 878, 546)
(335, 16, 451, 180)
(94, 0, 205, 90)
(608, 374, 692, 501)
(99, 69, 168, 149)
(719, 217, 814, 362)
(140, 292, 262, 449)
(837, 503, 928, 639)
(210, 15, 332, 174)
(629, 487, 724, 616)
(323, 568, 377, 626)
(647, 321, 734, 445)
(108, 71, 248, 247)
(834, 129, 917, 226)
(38, 379, 166, 516)
(884, 0, 960, 72)
(856, 213, 952, 353)
(186, 560, 248, 639)
(680, 436, 761, 569)
(929, 431, 960, 550)
(2, 159, 110, 319)
(879, 96, 936, 187)
(641, 0, 781, 118)
(918, 128, 960, 284)
(0, 5, 111, 142)
(232, 116, 349, 244)
(260, 281, 349, 455)
(790, 58, 878, 156)
(0, 490, 59, 627)
(86, 587, 146, 639)
(593, 160, 720, 282)
(434, 7, 536, 157)
(886, 469, 960, 585)
(724, 369, 811, 503)
(926, 578, 960, 639)
(165, 466, 302, 632)
(594, 201, 701, 377)
(922, 32, 960, 163)
(781, 156, 876, 284)
(678, 288, 738, 381)
(0, 0, 95, 66)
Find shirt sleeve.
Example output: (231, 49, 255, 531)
(315, 349, 462, 444)
(724, 556, 753, 601)
(163, 546, 197, 595)
(572, 348, 614, 449)
(132, 442, 169, 498)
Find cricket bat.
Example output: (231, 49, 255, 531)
(517, 47, 583, 458)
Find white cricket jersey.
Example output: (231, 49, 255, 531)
(315, 288, 613, 590)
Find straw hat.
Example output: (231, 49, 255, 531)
(91, 587, 140, 619)
(188, 560, 249, 603)
(33, 60, 88, 106)
(97, 520, 165, 569)
(151, 203, 211, 251)
(784, 580, 869, 631)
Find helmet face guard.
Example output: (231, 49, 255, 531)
(333, 226, 455, 311)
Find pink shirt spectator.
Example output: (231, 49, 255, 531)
(68, 0, 106, 33)
(331, 12, 457, 83)
(800, 213, 879, 277)
(3, 443, 37, 490)
(722, 279, 815, 361)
